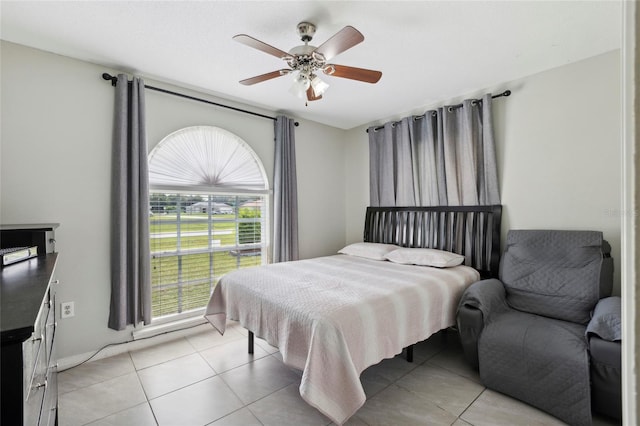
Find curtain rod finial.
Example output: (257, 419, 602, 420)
(102, 73, 117, 86)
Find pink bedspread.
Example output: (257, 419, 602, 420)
(204, 254, 479, 424)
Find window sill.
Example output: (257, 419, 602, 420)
(132, 310, 207, 340)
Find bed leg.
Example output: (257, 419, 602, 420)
(406, 345, 414, 363)
(248, 331, 254, 354)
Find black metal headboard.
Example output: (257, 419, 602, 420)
(363, 205, 502, 279)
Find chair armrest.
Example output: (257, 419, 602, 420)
(586, 296, 621, 342)
(458, 278, 508, 319)
(457, 305, 483, 370)
(456, 279, 508, 370)
(589, 298, 622, 421)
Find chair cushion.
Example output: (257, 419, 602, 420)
(479, 309, 591, 425)
(500, 230, 605, 324)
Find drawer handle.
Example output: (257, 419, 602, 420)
(48, 363, 59, 372)
(32, 379, 47, 390)
(32, 334, 44, 342)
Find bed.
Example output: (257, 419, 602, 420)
(205, 205, 502, 425)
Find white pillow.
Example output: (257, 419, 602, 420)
(338, 242, 399, 260)
(385, 247, 465, 268)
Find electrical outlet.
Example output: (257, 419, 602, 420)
(61, 301, 75, 318)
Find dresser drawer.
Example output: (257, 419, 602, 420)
(23, 374, 46, 426)
(45, 290, 56, 362)
(23, 292, 50, 400)
(41, 290, 58, 426)
(39, 363, 57, 426)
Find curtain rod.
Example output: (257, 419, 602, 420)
(366, 90, 511, 133)
(102, 73, 299, 127)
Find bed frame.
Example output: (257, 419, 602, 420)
(247, 204, 503, 360)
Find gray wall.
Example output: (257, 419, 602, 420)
(344, 50, 622, 295)
(1, 41, 346, 359)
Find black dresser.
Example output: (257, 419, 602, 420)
(1, 226, 59, 425)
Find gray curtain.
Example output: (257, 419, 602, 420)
(369, 94, 499, 206)
(369, 119, 416, 206)
(273, 116, 299, 262)
(108, 74, 151, 331)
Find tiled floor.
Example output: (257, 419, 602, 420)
(58, 322, 620, 426)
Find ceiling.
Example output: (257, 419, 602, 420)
(0, 1, 622, 130)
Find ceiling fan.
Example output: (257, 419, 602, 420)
(233, 22, 382, 102)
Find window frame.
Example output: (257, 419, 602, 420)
(146, 126, 270, 324)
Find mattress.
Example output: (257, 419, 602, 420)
(204, 254, 479, 424)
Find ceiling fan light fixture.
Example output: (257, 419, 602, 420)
(310, 75, 329, 96)
(289, 73, 310, 98)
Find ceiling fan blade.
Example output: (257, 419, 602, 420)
(233, 34, 291, 59)
(306, 86, 322, 101)
(239, 69, 291, 85)
(323, 64, 382, 84)
(313, 26, 364, 61)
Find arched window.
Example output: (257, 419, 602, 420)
(148, 126, 269, 320)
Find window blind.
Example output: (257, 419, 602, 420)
(150, 193, 267, 318)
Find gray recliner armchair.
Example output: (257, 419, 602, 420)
(456, 230, 620, 425)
